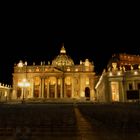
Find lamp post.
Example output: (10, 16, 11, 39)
(17, 61, 30, 103)
(18, 79, 30, 103)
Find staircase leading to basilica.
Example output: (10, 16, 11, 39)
(0, 103, 140, 140)
(0, 103, 103, 140)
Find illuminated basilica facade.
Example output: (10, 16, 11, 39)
(12, 46, 96, 101)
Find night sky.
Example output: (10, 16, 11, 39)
(0, 8, 139, 86)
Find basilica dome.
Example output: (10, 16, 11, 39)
(52, 46, 74, 67)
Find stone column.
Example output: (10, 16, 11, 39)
(71, 78, 74, 98)
(108, 81, 112, 102)
(39, 78, 42, 98)
(21, 87, 24, 100)
(119, 81, 121, 102)
(64, 84, 66, 98)
(41, 78, 45, 98)
(47, 80, 49, 99)
(133, 80, 136, 90)
(63, 77, 66, 98)
(123, 80, 127, 102)
(60, 78, 63, 98)
(55, 78, 58, 98)
(79, 75, 82, 99)
(31, 79, 34, 98)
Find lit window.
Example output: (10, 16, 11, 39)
(65, 77, 71, 85)
(49, 77, 56, 85)
(34, 77, 40, 85)
(109, 72, 112, 76)
(134, 71, 138, 75)
(86, 77, 89, 85)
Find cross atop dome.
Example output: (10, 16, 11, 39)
(60, 44, 66, 54)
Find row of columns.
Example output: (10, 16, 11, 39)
(17, 76, 91, 100)
(31, 77, 73, 99)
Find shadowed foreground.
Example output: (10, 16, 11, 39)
(0, 102, 140, 140)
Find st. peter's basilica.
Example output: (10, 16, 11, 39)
(12, 45, 96, 101)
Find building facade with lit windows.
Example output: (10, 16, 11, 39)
(95, 54, 140, 102)
(0, 83, 12, 101)
(12, 45, 96, 101)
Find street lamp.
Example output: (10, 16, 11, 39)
(18, 79, 30, 103)
(17, 60, 30, 103)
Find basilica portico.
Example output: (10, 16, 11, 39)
(12, 45, 96, 101)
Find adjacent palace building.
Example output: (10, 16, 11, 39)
(12, 45, 96, 101)
(1, 45, 140, 102)
(95, 53, 140, 102)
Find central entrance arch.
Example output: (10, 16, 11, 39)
(49, 77, 56, 98)
(85, 87, 90, 100)
(65, 77, 72, 98)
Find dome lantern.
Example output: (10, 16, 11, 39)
(60, 46, 66, 54)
